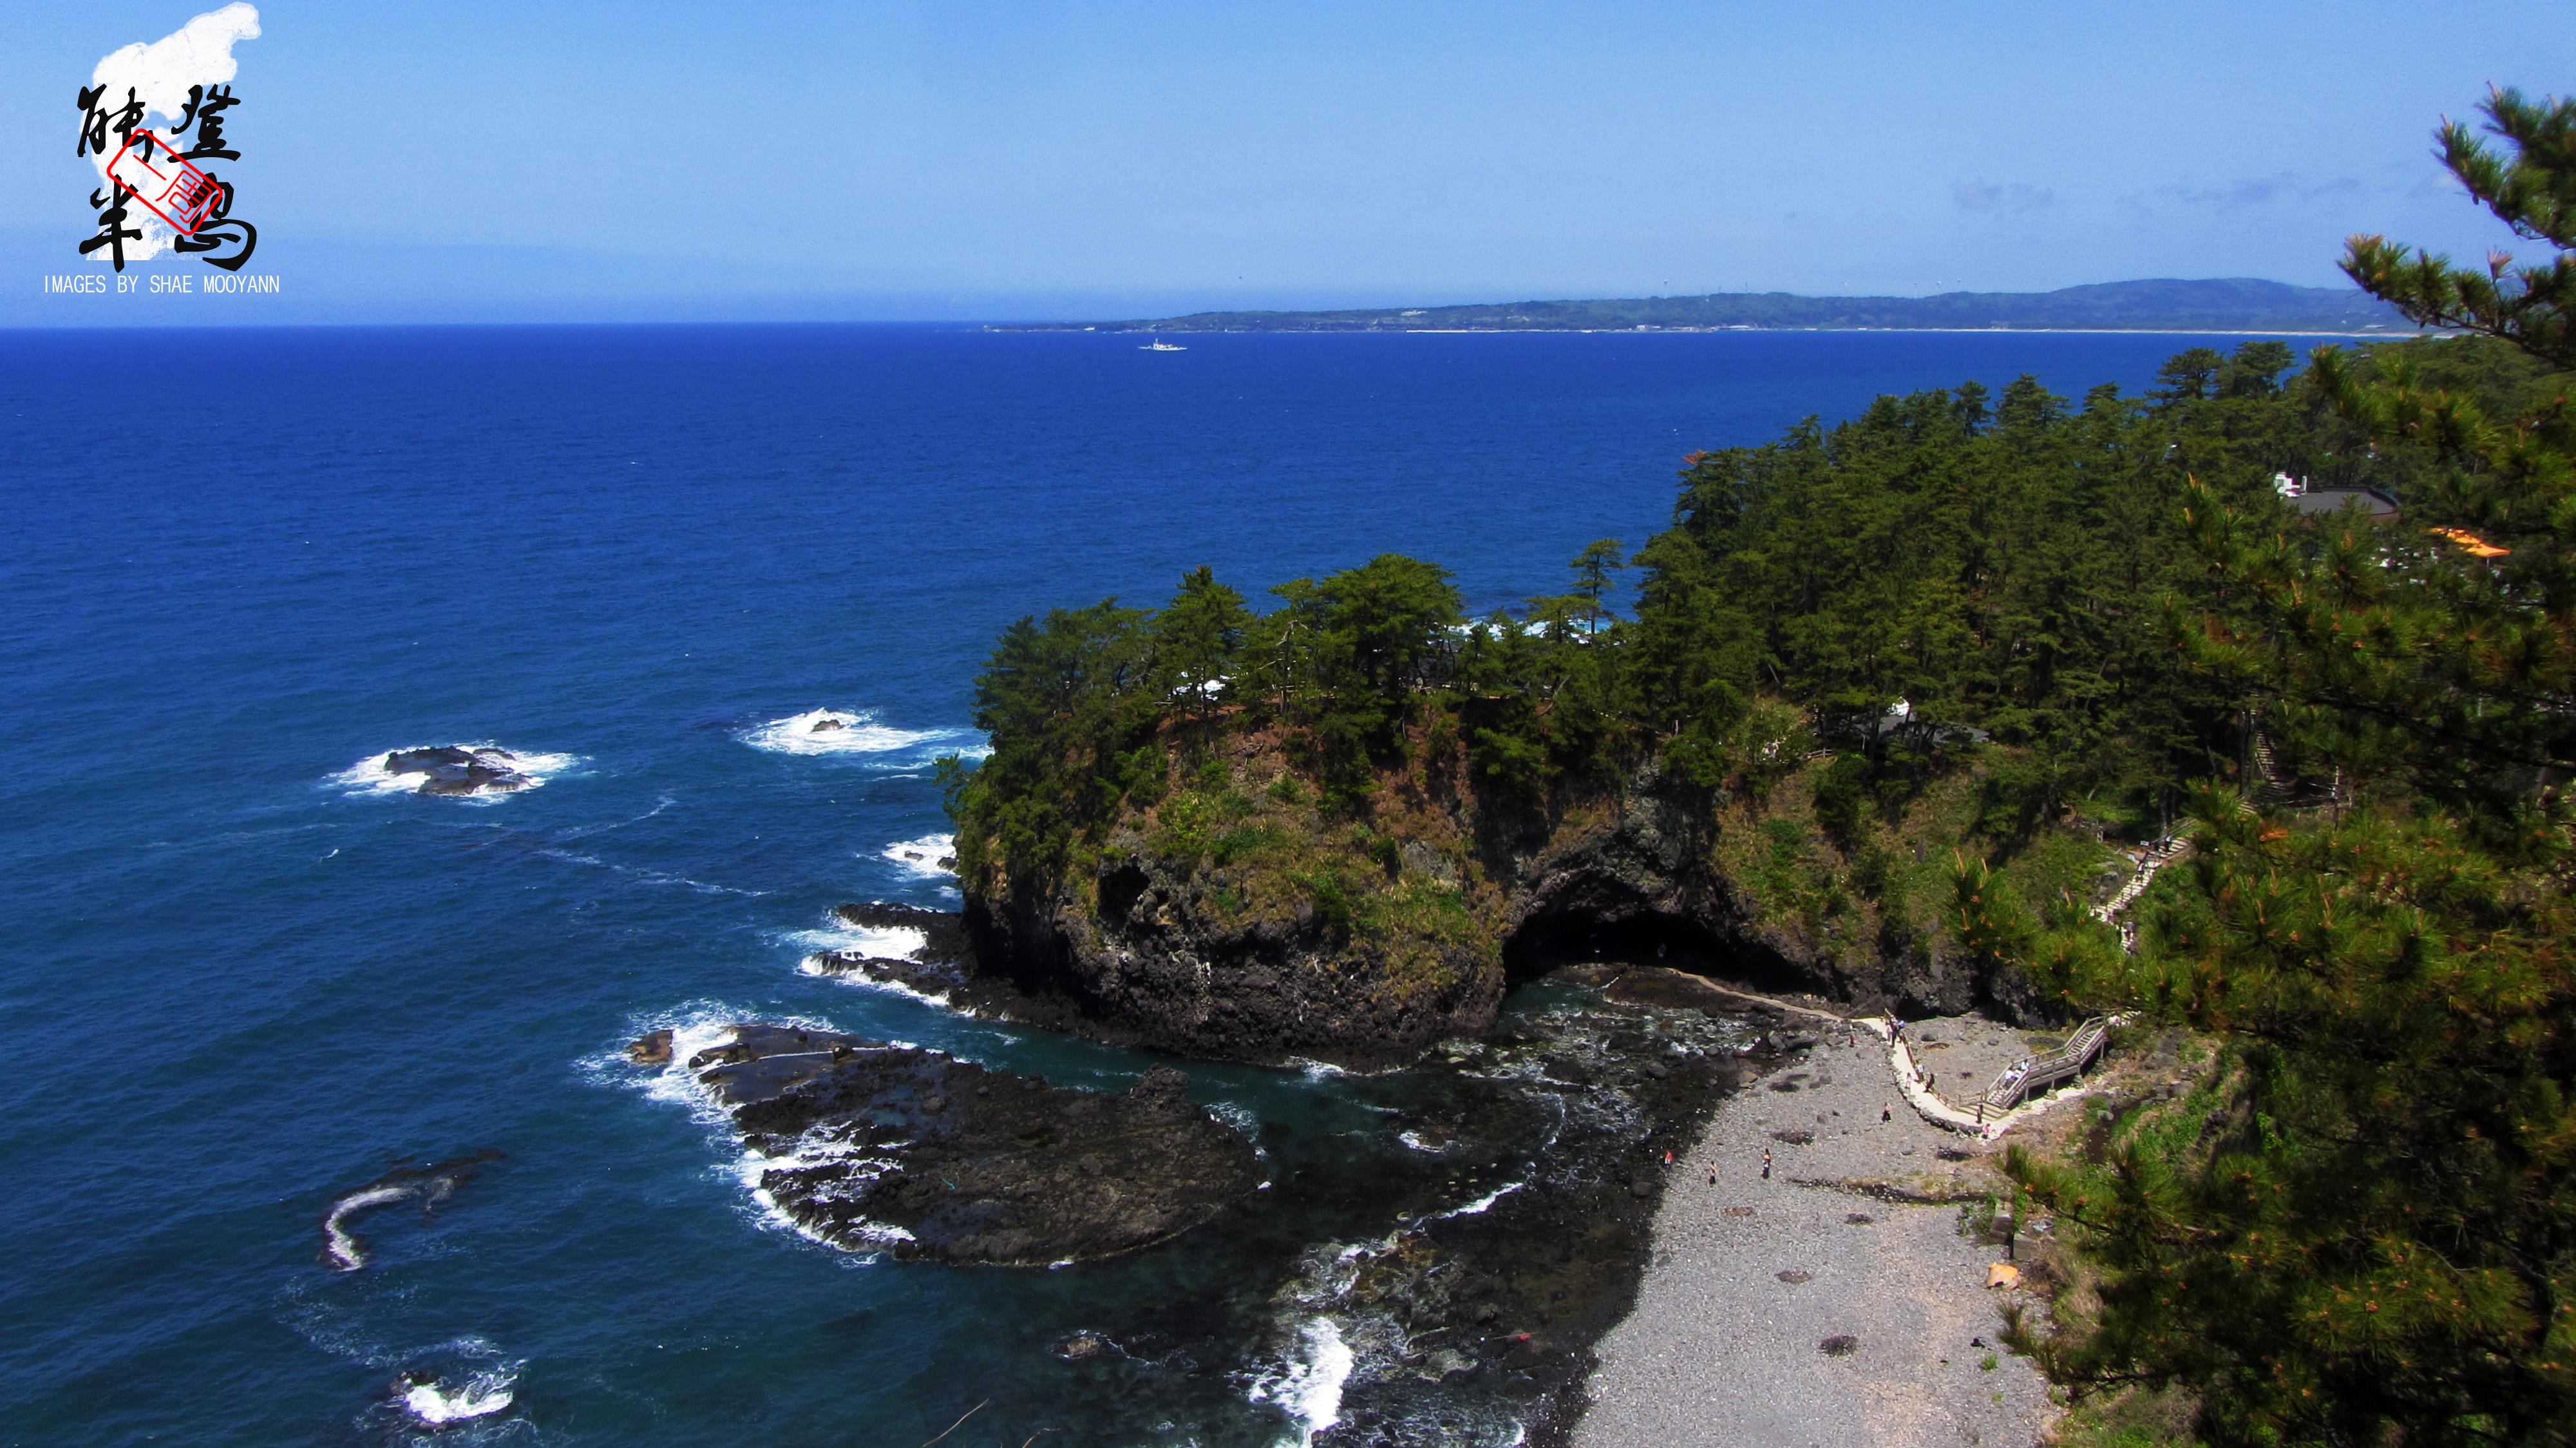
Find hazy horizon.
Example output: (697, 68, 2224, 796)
(8, 2, 2573, 326)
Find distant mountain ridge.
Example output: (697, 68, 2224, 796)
(1027, 278, 2411, 334)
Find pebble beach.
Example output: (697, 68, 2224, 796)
(1574, 1004, 2065, 1448)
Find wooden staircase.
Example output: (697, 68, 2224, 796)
(1975, 1015, 2117, 1119)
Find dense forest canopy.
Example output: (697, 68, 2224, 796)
(944, 87, 2576, 1445)
(947, 332, 2415, 872)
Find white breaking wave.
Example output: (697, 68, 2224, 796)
(1251, 1318, 1355, 1447)
(614, 1011, 782, 1129)
(1428, 1180, 1524, 1220)
(736, 1134, 918, 1252)
(330, 743, 579, 800)
(878, 833, 957, 879)
(1289, 1056, 1402, 1081)
(796, 952, 956, 1011)
(785, 914, 930, 961)
(601, 1009, 914, 1255)
(320, 1185, 413, 1271)
(401, 1367, 516, 1424)
(741, 709, 947, 757)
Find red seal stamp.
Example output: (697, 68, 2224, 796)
(104, 131, 223, 235)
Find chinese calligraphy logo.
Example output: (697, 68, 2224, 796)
(75, 4, 260, 272)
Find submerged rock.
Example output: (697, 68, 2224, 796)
(382, 745, 533, 797)
(319, 1150, 502, 1271)
(1052, 1331, 1114, 1362)
(648, 1024, 1259, 1265)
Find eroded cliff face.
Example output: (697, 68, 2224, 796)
(959, 731, 2049, 1067)
(1496, 779, 2051, 1023)
(963, 819, 1504, 1067)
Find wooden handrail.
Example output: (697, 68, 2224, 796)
(1976, 1014, 2117, 1116)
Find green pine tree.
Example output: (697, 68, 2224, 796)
(1989, 88, 2576, 1447)
(1152, 566, 1251, 734)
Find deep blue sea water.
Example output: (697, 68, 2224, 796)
(1, 325, 2301, 1446)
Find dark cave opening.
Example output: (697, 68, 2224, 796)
(1097, 862, 1150, 924)
(1500, 908, 1810, 997)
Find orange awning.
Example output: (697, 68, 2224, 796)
(2429, 527, 2510, 558)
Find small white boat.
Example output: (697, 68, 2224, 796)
(1140, 337, 1186, 351)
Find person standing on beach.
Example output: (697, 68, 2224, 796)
(1761, 1147, 1772, 1180)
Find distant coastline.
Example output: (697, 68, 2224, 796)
(1020, 326, 2405, 338)
(994, 277, 2416, 337)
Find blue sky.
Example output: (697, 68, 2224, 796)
(6, 1, 2571, 323)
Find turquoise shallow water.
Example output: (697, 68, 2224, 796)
(0, 324, 2284, 1445)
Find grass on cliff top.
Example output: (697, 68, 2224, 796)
(1709, 755, 2118, 978)
(1127, 749, 1504, 1001)
(1090, 709, 2127, 1007)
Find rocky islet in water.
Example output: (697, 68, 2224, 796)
(380, 745, 536, 796)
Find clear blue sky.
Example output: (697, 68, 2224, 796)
(6, 1, 2571, 322)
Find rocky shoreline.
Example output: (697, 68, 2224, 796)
(781, 895, 2087, 1443)
(794, 906, 1881, 1443)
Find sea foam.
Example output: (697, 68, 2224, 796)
(795, 952, 956, 1011)
(330, 743, 578, 800)
(602, 1009, 915, 1255)
(783, 914, 930, 961)
(320, 1185, 415, 1272)
(878, 832, 957, 879)
(1250, 1318, 1355, 1447)
(740, 709, 943, 757)
(1428, 1180, 1524, 1220)
(402, 1367, 517, 1425)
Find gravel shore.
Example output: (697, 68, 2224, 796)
(1571, 1007, 2061, 1448)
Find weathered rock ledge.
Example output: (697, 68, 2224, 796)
(629, 1023, 1260, 1264)
(381, 745, 535, 796)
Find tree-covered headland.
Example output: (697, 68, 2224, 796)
(945, 90, 2576, 1442)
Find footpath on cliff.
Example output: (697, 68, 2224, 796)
(1571, 971, 2097, 1448)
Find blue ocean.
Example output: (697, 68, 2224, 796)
(1, 325, 2281, 1446)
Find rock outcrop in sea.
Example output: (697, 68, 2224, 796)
(381, 745, 536, 796)
(634, 1024, 1261, 1264)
